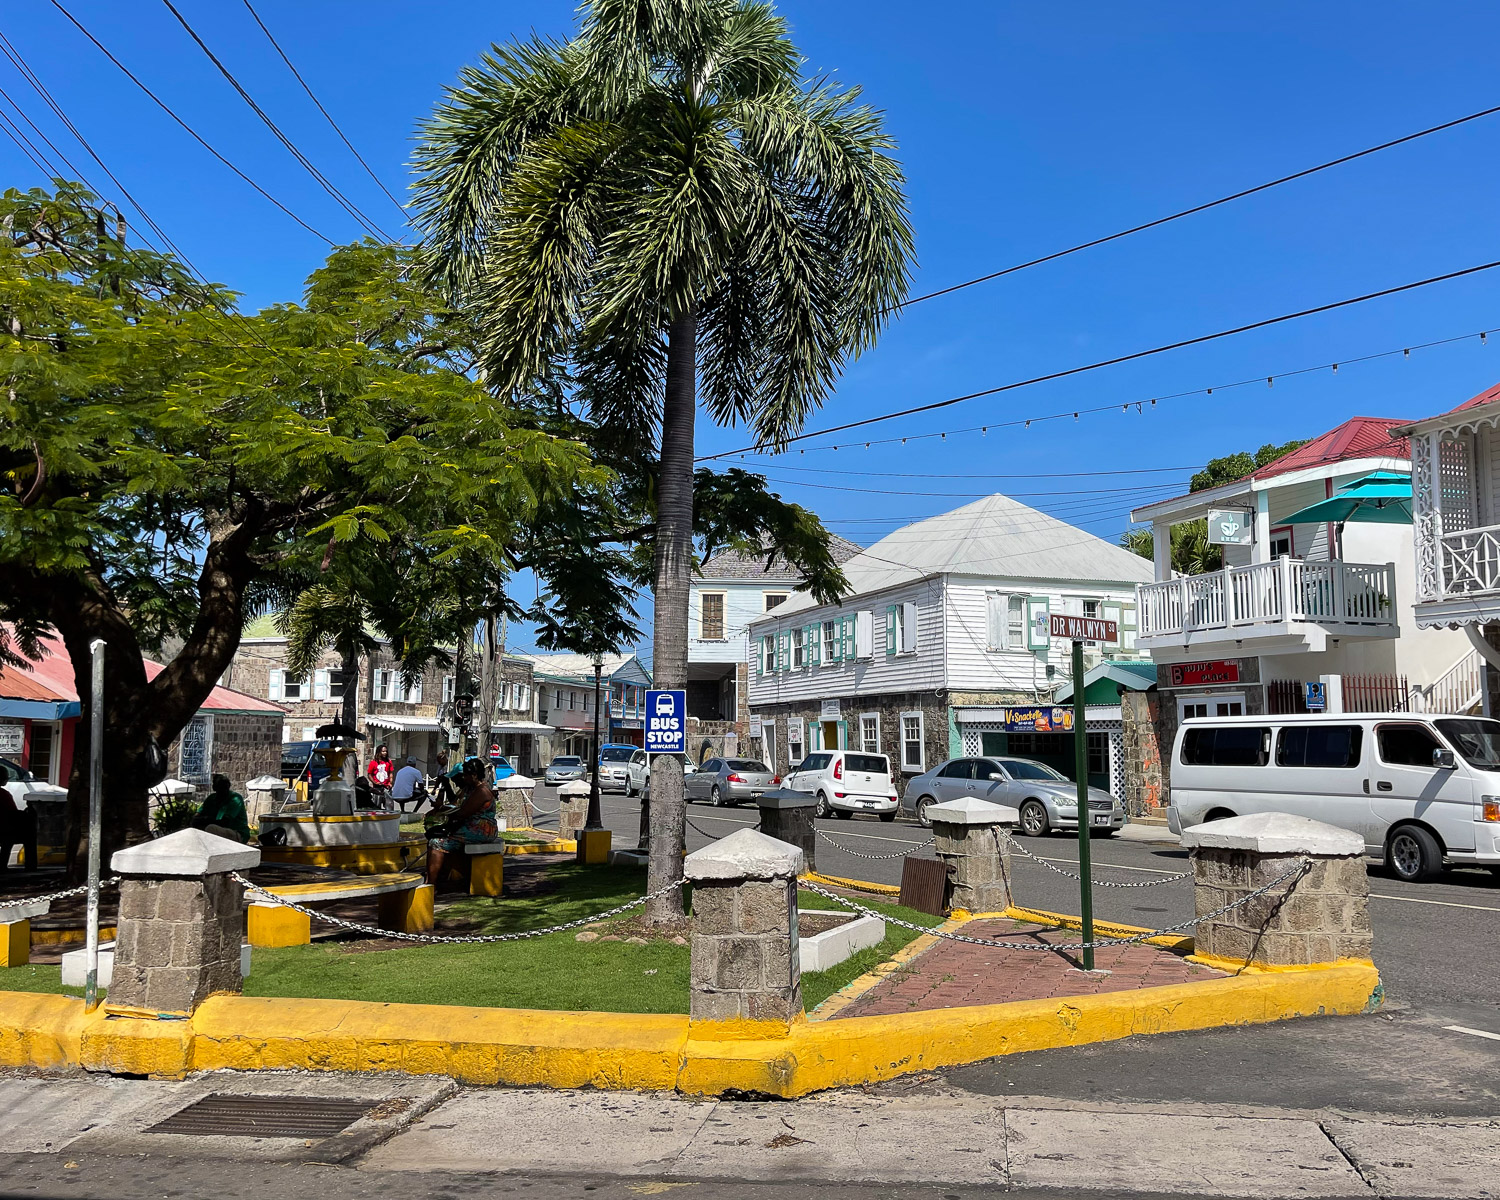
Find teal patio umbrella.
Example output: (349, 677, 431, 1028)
(1279, 471, 1411, 557)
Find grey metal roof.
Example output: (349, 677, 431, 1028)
(697, 535, 864, 582)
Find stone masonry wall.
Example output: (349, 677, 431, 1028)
(689, 876, 801, 1023)
(1193, 850, 1371, 966)
(109, 874, 246, 1012)
(1121, 692, 1163, 817)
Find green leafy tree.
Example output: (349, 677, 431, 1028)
(414, 0, 913, 918)
(0, 184, 609, 861)
(1188, 440, 1309, 493)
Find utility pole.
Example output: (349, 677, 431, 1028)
(587, 656, 603, 831)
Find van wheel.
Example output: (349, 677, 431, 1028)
(1205, 808, 1237, 823)
(1020, 800, 1050, 837)
(816, 792, 832, 819)
(1386, 825, 1442, 883)
(915, 795, 937, 828)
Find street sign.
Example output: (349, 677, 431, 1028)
(644, 689, 687, 754)
(1207, 508, 1255, 546)
(1305, 681, 1327, 712)
(1049, 614, 1119, 643)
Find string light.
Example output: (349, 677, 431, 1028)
(1267, 377, 1275, 387)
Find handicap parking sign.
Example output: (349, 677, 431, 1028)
(645, 689, 687, 754)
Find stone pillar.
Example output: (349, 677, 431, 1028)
(556, 781, 589, 840)
(685, 828, 804, 1026)
(928, 797, 1019, 914)
(495, 777, 533, 829)
(1182, 812, 1372, 967)
(756, 788, 816, 872)
(108, 827, 261, 1014)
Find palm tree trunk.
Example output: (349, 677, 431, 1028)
(646, 304, 697, 922)
(341, 649, 359, 781)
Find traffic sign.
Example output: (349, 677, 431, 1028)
(644, 689, 687, 754)
(1049, 614, 1119, 643)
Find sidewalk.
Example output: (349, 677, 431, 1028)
(2, 1070, 1495, 1196)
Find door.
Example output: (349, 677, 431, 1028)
(1270, 723, 1375, 842)
(1179, 695, 1245, 721)
(1370, 723, 1475, 851)
(933, 759, 975, 802)
(973, 758, 1006, 802)
(822, 721, 840, 751)
(690, 759, 719, 800)
(631, 750, 648, 791)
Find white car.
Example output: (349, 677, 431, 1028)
(781, 750, 898, 821)
(598, 746, 649, 795)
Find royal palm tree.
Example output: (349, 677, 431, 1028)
(415, 0, 913, 918)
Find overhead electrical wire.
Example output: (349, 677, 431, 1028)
(44, 0, 335, 245)
(894, 101, 1500, 313)
(238, 0, 409, 224)
(740, 463, 1204, 481)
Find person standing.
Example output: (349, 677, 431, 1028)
(367, 744, 396, 801)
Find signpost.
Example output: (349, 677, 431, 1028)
(1048, 614, 1119, 971)
(1305, 681, 1327, 712)
(644, 690, 687, 755)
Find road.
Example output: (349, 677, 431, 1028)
(531, 783, 1500, 1118)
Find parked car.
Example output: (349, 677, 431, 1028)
(640, 754, 696, 799)
(1167, 712, 1500, 883)
(782, 750, 898, 821)
(902, 755, 1126, 835)
(0, 755, 66, 809)
(598, 745, 648, 795)
(280, 740, 332, 787)
(488, 754, 517, 783)
(544, 755, 587, 785)
(686, 757, 777, 806)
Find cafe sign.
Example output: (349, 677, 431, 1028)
(1168, 660, 1241, 687)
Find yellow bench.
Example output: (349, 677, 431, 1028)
(0, 899, 50, 967)
(245, 872, 433, 948)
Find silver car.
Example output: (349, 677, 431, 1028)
(686, 757, 777, 806)
(598, 746, 649, 795)
(902, 755, 1126, 836)
(543, 755, 587, 785)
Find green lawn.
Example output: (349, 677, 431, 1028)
(1, 868, 943, 1014)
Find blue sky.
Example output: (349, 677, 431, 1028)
(5, 2, 1498, 659)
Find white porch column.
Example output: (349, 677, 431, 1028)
(1253, 487, 1272, 564)
(1411, 430, 1443, 602)
(1152, 519, 1172, 580)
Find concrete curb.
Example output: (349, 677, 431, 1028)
(0, 960, 1382, 1097)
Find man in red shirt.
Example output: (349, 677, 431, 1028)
(367, 744, 396, 802)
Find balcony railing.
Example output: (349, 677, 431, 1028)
(1138, 559, 1396, 640)
(1440, 523, 1500, 595)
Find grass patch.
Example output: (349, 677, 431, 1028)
(797, 889, 944, 1011)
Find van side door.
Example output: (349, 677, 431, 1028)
(1371, 723, 1475, 851)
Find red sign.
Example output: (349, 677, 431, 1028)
(1049, 614, 1119, 643)
(1168, 660, 1241, 687)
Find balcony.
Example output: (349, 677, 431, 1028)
(1137, 559, 1398, 651)
(1439, 523, 1500, 595)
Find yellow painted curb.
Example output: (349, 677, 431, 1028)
(0, 960, 1380, 1096)
(1187, 950, 1378, 975)
(1004, 904, 1195, 953)
(505, 840, 577, 855)
(30, 925, 118, 946)
(803, 872, 901, 896)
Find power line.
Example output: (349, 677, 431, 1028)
(733, 462, 1204, 481)
(895, 101, 1500, 312)
(44, 0, 335, 245)
(238, 0, 409, 225)
(754, 475, 1191, 500)
(701, 268, 1500, 462)
(157, 0, 394, 243)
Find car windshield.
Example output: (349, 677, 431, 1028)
(1435, 718, 1500, 769)
(999, 759, 1066, 781)
(552, 757, 582, 767)
(600, 748, 635, 762)
(725, 759, 769, 772)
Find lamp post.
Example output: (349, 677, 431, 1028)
(586, 655, 604, 832)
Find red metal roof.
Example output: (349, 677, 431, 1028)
(0, 661, 69, 703)
(1449, 380, 1500, 413)
(1248, 417, 1411, 482)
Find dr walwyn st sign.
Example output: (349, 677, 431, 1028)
(1049, 614, 1119, 643)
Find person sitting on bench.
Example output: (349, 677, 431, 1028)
(191, 774, 251, 843)
(425, 758, 498, 888)
(390, 756, 426, 813)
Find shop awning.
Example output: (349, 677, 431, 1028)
(493, 720, 554, 734)
(0, 698, 80, 720)
(365, 715, 443, 732)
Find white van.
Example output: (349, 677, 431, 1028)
(1168, 712, 1500, 883)
(781, 750, 899, 821)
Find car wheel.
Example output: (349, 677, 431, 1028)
(1094, 828, 1117, 838)
(816, 792, 832, 819)
(1205, 807, 1237, 823)
(915, 795, 937, 828)
(1020, 800, 1050, 837)
(1386, 825, 1442, 883)
(879, 811, 896, 823)
(835, 809, 853, 820)
(710, 785, 725, 807)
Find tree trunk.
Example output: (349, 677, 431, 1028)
(477, 612, 498, 761)
(646, 304, 697, 922)
(340, 648, 360, 782)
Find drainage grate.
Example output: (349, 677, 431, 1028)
(149, 1094, 378, 1139)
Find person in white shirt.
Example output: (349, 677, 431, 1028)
(390, 757, 426, 812)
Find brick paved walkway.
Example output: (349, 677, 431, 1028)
(830, 918, 1224, 1018)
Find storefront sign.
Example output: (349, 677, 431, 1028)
(1207, 508, 1255, 546)
(820, 699, 841, 720)
(1049, 614, 1119, 643)
(1305, 681, 1327, 712)
(749, 717, 762, 737)
(1000, 706, 1075, 733)
(1168, 660, 1241, 687)
(0, 723, 23, 756)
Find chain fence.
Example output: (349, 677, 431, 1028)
(229, 871, 684, 945)
(800, 858, 1311, 952)
(815, 828, 935, 861)
(0, 879, 117, 910)
(1004, 836, 1193, 888)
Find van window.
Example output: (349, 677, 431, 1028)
(844, 753, 889, 774)
(1181, 726, 1270, 767)
(1276, 726, 1362, 768)
(1435, 718, 1500, 769)
(1376, 724, 1443, 768)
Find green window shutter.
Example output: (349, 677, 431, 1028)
(885, 606, 898, 656)
(827, 621, 842, 662)
(841, 616, 856, 659)
(805, 623, 819, 666)
(778, 630, 791, 671)
(755, 636, 764, 677)
(837, 720, 848, 749)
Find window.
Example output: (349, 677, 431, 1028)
(859, 712, 880, 753)
(1180, 726, 1271, 767)
(801, 752, 833, 772)
(1435, 718, 1500, 769)
(374, 669, 394, 702)
(791, 627, 805, 669)
(900, 712, 925, 772)
(554, 688, 564, 709)
(272, 671, 309, 702)
(1278, 726, 1362, 767)
(844, 752, 888, 774)
(762, 635, 776, 675)
(938, 759, 974, 779)
(1087, 731, 1108, 777)
(998, 758, 1067, 781)
(787, 719, 804, 766)
(700, 592, 726, 640)
(1376, 723, 1444, 768)
(1083, 598, 1102, 619)
(1269, 527, 1294, 558)
(1006, 732, 1068, 760)
(764, 592, 789, 611)
(27, 723, 55, 783)
(326, 670, 349, 702)
(1180, 696, 1244, 721)
(822, 620, 840, 663)
(442, 675, 455, 703)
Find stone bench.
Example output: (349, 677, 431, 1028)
(465, 842, 505, 896)
(245, 871, 434, 947)
(0, 899, 50, 968)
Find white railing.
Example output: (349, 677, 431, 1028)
(1138, 560, 1396, 639)
(1439, 524, 1500, 595)
(1412, 648, 1484, 715)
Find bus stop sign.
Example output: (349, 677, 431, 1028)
(645, 689, 686, 754)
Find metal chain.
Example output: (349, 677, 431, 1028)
(1004, 836, 1192, 888)
(229, 872, 685, 945)
(815, 828, 936, 860)
(0, 878, 117, 910)
(686, 816, 729, 840)
(800, 858, 1311, 952)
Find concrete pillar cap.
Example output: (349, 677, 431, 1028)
(684, 827, 804, 881)
(497, 775, 537, 789)
(1180, 811, 1363, 856)
(557, 780, 590, 798)
(927, 796, 1020, 826)
(110, 827, 262, 877)
(756, 787, 816, 810)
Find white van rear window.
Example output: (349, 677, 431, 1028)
(1181, 726, 1270, 767)
(1276, 726, 1362, 768)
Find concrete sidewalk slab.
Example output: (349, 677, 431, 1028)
(364, 1089, 716, 1174)
(1120, 823, 1180, 845)
(0, 1076, 179, 1154)
(1005, 1108, 1366, 1197)
(672, 1096, 1005, 1184)
(1327, 1118, 1500, 1197)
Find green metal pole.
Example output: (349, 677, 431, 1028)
(1072, 638, 1095, 971)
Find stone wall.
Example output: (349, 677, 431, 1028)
(208, 713, 281, 792)
(1121, 691, 1163, 817)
